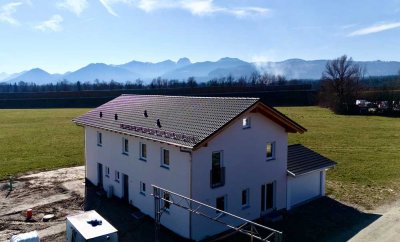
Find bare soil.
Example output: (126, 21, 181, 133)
(0, 167, 85, 241)
(0, 166, 397, 242)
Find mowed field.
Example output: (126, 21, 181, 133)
(278, 107, 400, 209)
(0, 109, 88, 180)
(0, 107, 399, 209)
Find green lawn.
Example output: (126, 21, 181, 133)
(278, 107, 400, 209)
(0, 109, 88, 180)
(0, 107, 399, 209)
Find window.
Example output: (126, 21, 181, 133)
(266, 142, 275, 160)
(241, 189, 250, 208)
(212, 151, 222, 168)
(242, 117, 251, 129)
(97, 132, 102, 146)
(140, 142, 147, 160)
(140, 181, 146, 195)
(161, 148, 170, 168)
(211, 151, 225, 188)
(216, 196, 226, 213)
(122, 138, 129, 155)
(115, 170, 120, 183)
(163, 192, 171, 211)
(105, 166, 110, 178)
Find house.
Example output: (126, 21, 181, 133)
(73, 94, 336, 241)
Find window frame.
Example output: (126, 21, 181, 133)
(242, 117, 251, 129)
(161, 148, 170, 168)
(140, 142, 147, 161)
(211, 151, 225, 188)
(266, 142, 276, 161)
(212, 151, 223, 168)
(105, 166, 110, 178)
(241, 188, 250, 209)
(122, 137, 129, 155)
(163, 192, 171, 212)
(97, 132, 102, 146)
(115, 170, 120, 183)
(216, 195, 227, 214)
(140, 181, 146, 195)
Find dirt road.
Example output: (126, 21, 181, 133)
(349, 202, 400, 242)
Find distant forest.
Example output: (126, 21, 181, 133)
(0, 73, 399, 109)
(0, 73, 398, 93)
(0, 73, 308, 93)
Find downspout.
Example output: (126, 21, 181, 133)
(180, 147, 193, 241)
(83, 127, 88, 210)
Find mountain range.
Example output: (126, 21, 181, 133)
(1, 58, 400, 85)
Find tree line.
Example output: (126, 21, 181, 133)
(0, 73, 312, 93)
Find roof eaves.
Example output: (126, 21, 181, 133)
(287, 170, 296, 177)
(73, 119, 194, 149)
(252, 101, 307, 133)
(288, 164, 336, 177)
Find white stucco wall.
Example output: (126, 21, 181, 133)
(191, 112, 288, 241)
(287, 170, 324, 209)
(84, 127, 191, 238)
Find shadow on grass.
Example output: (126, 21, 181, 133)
(272, 197, 381, 242)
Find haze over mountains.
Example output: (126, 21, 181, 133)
(1, 58, 400, 85)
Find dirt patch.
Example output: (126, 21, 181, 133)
(327, 180, 398, 211)
(0, 167, 85, 241)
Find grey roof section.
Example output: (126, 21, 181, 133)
(287, 144, 337, 176)
(73, 95, 259, 148)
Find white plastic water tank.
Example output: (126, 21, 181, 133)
(10, 231, 40, 242)
(66, 210, 118, 242)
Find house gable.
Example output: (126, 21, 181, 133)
(73, 95, 306, 150)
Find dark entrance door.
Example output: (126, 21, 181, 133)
(261, 182, 275, 214)
(122, 174, 129, 202)
(97, 163, 103, 187)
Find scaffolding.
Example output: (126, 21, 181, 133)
(152, 185, 283, 242)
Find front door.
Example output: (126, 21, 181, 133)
(261, 182, 275, 215)
(97, 163, 103, 187)
(122, 174, 129, 203)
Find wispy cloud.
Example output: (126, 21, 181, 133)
(58, 0, 88, 16)
(100, 0, 270, 17)
(99, 0, 132, 16)
(0, 2, 23, 25)
(180, 1, 269, 17)
(35, 15, 64, 32)
(348, 22, 400, 36)
(100, 0, 118, 17)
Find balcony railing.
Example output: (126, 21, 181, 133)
(210, 167, 225, 188)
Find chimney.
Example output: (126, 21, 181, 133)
(157, 119, 161, 128)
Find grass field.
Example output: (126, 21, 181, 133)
(0, 107, 399, 209)
(0, 109, 87, 180)
(278, 107, 400, 209)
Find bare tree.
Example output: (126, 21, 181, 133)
(320, 55, 363, 114)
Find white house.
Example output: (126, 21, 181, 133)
(73, 94, 336, 241)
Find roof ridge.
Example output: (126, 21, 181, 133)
(120, 94, 259, 100)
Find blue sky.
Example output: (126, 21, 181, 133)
(1, 0, 400, 74)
